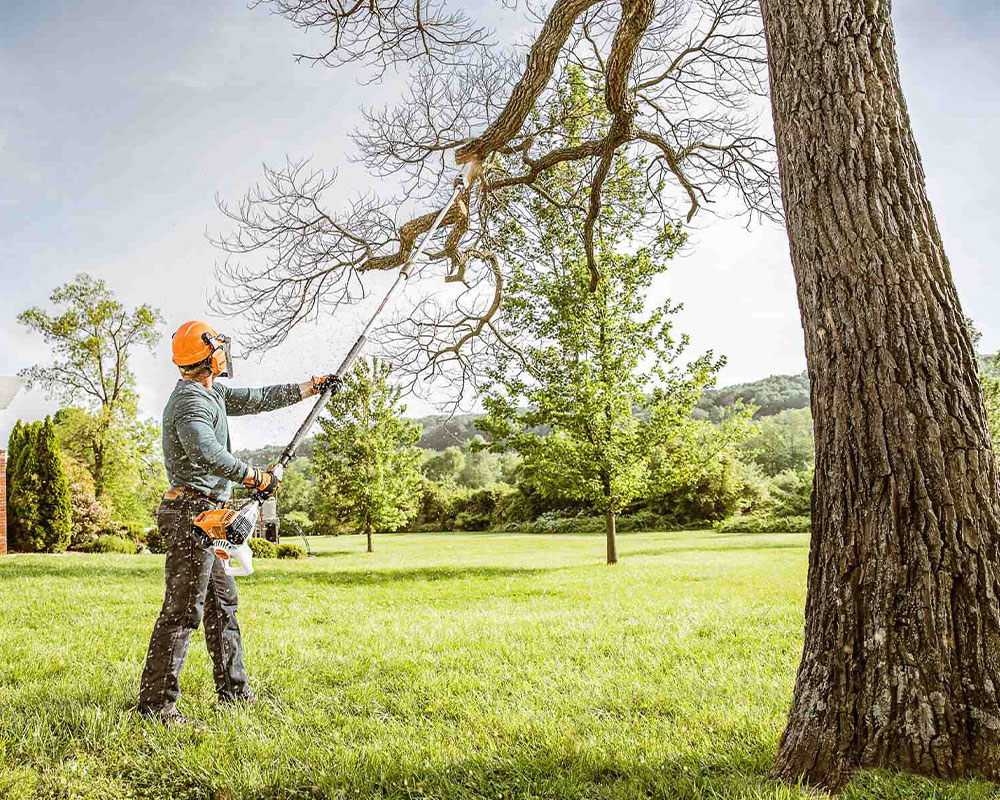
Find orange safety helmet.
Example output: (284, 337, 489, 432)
(171, 321, 234, 378)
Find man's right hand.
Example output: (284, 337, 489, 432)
(244, 466, 279, 494)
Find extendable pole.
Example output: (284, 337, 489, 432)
(275, 161, 478, 471)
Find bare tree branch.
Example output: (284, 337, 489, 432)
(217, 0, 780, 397)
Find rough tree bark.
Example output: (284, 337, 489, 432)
(760, 0, 1000, 788)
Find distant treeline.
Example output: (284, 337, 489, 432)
(235, 373, 814, 462)
(233, 412, 486, 463)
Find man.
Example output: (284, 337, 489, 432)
(138, 320, 330, 725)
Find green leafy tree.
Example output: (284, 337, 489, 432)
(480, 81, 723, 563)
(646, 405, 760, 523)
(457, 437, 505, 488)
(421, 446, 466, 483)
(53, 407, 166, 531)
(740, 407, 815, 477)
(18, 273, 163, 499)
(277, 458, 316, 519)
(7, 418, 72, 553)
(311, 359, 422, 551)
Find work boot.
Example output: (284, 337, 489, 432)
(138, 706, 208, 731)
(218, 687, 257, 708)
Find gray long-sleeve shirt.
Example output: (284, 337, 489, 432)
(162, 380, 303, 501)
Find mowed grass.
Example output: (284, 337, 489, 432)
(1, 532, 997, 800)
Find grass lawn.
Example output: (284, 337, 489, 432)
(1, 531, 997, 799)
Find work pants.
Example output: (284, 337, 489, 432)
(138, 496, 250, 712)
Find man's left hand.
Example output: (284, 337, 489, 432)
(300, 374, 342, 398)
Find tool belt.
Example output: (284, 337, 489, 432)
(163, 485, 217, 503)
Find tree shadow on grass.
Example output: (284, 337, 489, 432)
(280, 564, 562, 589)
(0, 560, 560, 589)
(626, 541, 807, 559)
(0, 560, 165, 582)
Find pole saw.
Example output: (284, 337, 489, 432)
(194, 159, 481, 576)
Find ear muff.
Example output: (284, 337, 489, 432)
(201, 333, 234, 379)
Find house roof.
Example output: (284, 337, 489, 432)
(0, 378, 24, 411)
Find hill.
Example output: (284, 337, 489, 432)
(693, 372, 811, 422)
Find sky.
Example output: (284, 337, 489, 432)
(1, 0, 999, 450)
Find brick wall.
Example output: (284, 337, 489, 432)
(0, 450, 6, 555)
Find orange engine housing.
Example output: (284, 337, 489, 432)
(193, 508, 237, 543)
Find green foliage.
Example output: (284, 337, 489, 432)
(81, 534, 137, 554)
(420, 440, 514, 489)
(644, 407, 761, 524)
(713, 514, 811, 534)
(713, 466, 813, 534)
(412, 480, 466, 531)
(7, 418, 73, 553)
(18, 274, 162, 410)
(740, 407, 814, 476)
(276, 542, 307, 559)
(249, 538, 278, 559)
(693, 372, 810, 422)
(982, 353, 1000, 450)
(18, 274, 163, 504)
(311, 359, 422, 542)
(499, 510, 690, 535)
(62, 455, 114, 549)
(53, 407, 166, 531)
(283, 510, 313, 535)
(277, 459, 315, 520)
(146, 526, 166, 555)
(648, 451, 768, 525)
(481, 72, 724, 545)
(457, 437, 508, 488)
(421, 446, 465, 483)
(416, 414, 485, 450)
(409, 481, 517, 532)
(762, 468, 813, 518)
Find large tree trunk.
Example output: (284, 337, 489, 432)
(760, 0, 1000, 789)
(605, 508, 618, 565)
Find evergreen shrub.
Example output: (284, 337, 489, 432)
(83, 534, 138, 554)
(249, 538, 278, 559)
(277, 543, 307, 559)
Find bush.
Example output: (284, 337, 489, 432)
(277, 543, 307, 559)
(62, 455, 115, 550)
(646, 455, 767, 525)
(249, 538, 278, 559)
(412, 480, 467, 531)
(762, 468, 813, 517)
(617, 510, 699, 532)
(453, 510, 492, 531)
(713, 513, 810, 534)
(146, 527, 166, 554)
(82, 534, 139, 554)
